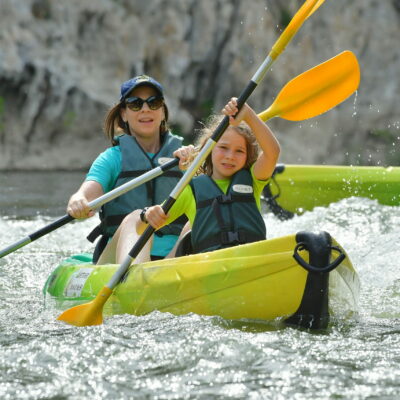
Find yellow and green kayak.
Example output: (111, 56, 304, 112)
(44, 231, 359, 329)
(264, 164, 400, 219)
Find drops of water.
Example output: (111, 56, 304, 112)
(352, 90, 358, 117)
(1, 175, 400, 399)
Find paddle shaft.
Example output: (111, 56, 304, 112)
(0, 158, 179, 259)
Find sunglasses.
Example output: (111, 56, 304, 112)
(124, 96, 164, 111)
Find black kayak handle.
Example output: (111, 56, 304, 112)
(293, 243, 346, 273)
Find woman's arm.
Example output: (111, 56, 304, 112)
(67, 147, 120, 219)
(67, 180, 104, 219)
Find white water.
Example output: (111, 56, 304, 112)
(1, 173, 400, 399)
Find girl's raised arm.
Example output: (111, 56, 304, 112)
(223, 98, 280, 180)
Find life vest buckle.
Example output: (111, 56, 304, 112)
(217, 194, 233, 204)
(221, 231, 243, 245)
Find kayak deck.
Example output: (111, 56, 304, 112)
(263, 164, 400, 218)
(44, 231, 360, 329)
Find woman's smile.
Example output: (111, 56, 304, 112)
(138, 116, 155, 124)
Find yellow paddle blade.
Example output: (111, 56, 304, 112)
(57, 286, 112, 327)
(306, 0, 326, 19)
(258, 51, 360, 122)
(270, 0, 323, 59)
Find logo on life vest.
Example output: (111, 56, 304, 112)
(158, 157, 175, 165)
(232, 184, 253, 194)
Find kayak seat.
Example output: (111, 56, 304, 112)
(175, 231, 193, 257)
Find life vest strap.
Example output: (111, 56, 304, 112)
(119, 170, 183, 179)
(196, 194, 254, 209)
(86, 225, 103, 243)
(193, 230, 263, 253)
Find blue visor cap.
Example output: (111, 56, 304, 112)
(120, 75, 164, 102)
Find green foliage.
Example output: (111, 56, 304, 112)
(369, 128, 397, 143)
(386, 150, 400, 166)
(62, 111, 76, 128)
(200, 99, 214, 117)
(279, 7, 292, 29)
(31, 0, 51, 20)
(170, 122, 184, 138)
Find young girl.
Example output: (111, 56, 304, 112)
(121, 97, 280, 262)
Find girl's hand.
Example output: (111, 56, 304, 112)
(145, 205, 168, 230)
(222, 97, 252, 126)
(173, 145, 196, 170)
(67, 193, 94, 219)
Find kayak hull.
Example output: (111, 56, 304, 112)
(264, 164, 400, 217)
(44, 232, 359, 329)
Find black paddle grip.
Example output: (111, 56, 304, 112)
(30, 214, 74, 241)
(128, 197, 177, 259)
(161, 158, 179, 171)
(236, 80, 258, 110)
(211, 80, 258, 143)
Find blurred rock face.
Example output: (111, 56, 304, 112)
(1, 0, 399, 170)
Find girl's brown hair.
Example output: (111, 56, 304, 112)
(103, 101, 169, 146)
(195, 115, 260, 176)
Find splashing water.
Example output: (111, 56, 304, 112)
(1, 174, 400, 399)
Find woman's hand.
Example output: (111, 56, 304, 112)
(67, 181, 103, 219)
(173, 145, 196, 170)
(67, 192, 94, 219)
(144, 205, 168, 230)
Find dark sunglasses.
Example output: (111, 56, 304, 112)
(124, 96, 164, 111)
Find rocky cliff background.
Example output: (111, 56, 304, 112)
(0, 0, 399, 170)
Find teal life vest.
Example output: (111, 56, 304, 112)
(189, 169, 266, 253)
(89, 132, 186, 242)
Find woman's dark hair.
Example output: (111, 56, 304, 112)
(103, 98, 169, 145)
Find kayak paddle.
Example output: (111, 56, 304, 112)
(0, 158, 179, 259)
(57, 0, 326, 327)
(258, 50, 360, 121)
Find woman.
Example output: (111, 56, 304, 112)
(67, 75, 192, 263)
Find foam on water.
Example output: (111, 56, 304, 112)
(1, 197, 400, 399)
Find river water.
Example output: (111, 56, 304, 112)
(0, 171, 399, 399)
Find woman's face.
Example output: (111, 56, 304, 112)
(120, 85, 165, 139)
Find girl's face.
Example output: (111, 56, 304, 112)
(120, 86, 165, 139)
(211, 128, 248, 179)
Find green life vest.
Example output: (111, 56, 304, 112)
(90, 132, 186, 241)
(190, 169, 266, 253)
